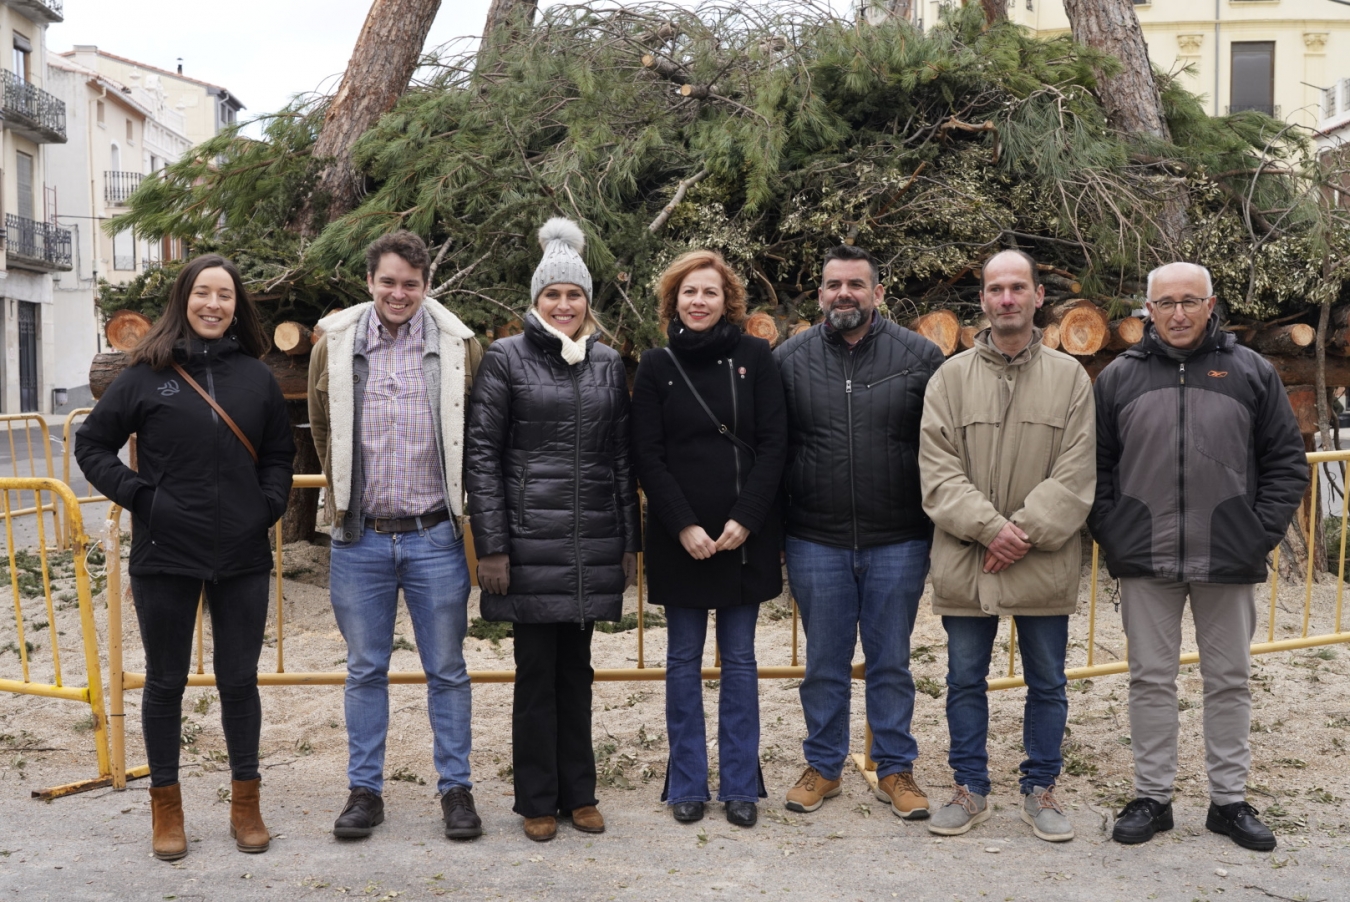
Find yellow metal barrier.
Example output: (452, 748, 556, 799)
(0, 477, 113, 799)
(104, 449, 1350, 792)
(0, 414, 63, 549)
(61, 408, 106, 549)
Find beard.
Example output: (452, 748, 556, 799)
(826, 305, 867, 333)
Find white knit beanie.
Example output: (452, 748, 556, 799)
(530, 218, 592, 303)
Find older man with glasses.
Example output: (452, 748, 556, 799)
(1089, 262, 1307, 852)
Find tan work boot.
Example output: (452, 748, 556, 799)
(876, 771, 930, 820)
(148, 783, 188, 861)
(568, 805, 605, 834)
(785, 766, 841, 813)
(229, 777, 271, 853)
(524, 815, 557, 842)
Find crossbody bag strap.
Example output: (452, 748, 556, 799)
(171, 361, 259, 464)
(663, 347, 756, 461)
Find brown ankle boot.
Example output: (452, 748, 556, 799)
(148, 783, 188, 861)
(229, 777, 270, 853)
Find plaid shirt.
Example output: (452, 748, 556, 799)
(359, 309, 446, 518)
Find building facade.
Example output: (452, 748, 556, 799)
(905, 1, 1350, 132)
(0, 0, 71, 414)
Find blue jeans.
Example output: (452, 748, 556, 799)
(785, 536, 929, 780)
(942, 614, 1068, 796)
(330, 518, 472, 795)
(663, 604, 765, 804)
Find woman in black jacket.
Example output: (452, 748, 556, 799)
(465, 219, 640, 842)
(76, 255, 294, 861)
(630, 250, 788, 828)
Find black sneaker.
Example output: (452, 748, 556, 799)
(671, 801, 705, 823)
(333, 787, 385, 838)
(1206, 801, 1276, 851)
(441, 786, 483, 840)
(1111, 797, 1173, 845)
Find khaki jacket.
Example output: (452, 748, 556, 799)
(919, 331, 1096, 617)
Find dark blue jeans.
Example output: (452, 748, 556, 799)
(785, 537, 929, 780)
(663, 604, 764, 804)
(942, 614, 1069, 796)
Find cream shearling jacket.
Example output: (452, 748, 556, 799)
(308, 300, 483, 539)
(919, 331, 1096, 617)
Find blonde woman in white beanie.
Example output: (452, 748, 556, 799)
(465, 218, 640, 842)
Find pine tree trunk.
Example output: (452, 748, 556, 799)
(483, 0, 538, 40)
(1063, 0, 1190, 246)
(977, 0, 1005, 24)
(300, 0, 443, 234)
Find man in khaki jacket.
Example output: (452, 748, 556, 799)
(918, 249, 1095, 842)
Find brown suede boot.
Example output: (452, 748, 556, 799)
(148, 783, 188, 861)
(229, 777, 271, 853)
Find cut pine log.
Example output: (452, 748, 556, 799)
(1046, 300, 1108, 356)
(1105, 317, 1145, 351)
(105, 309, 153, 351)
(908, 309, 959, 356)
(958, 317, 989, 351)
(790, 320, 812, 337)
(273, 321, 315, 356)
(1041, 322, 1061, 350)
(1248, 323, 1315, 355)
(744, 311, 780, 347)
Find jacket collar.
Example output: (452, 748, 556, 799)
(974, 327, 1042, 369)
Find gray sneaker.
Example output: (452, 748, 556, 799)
(927, 785, 990, 836)
(1021, 785, 1074, 842)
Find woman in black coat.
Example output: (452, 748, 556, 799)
(630, 250, 788, 828)
(465, 219, 640, 842)
(76, 254, 294, 862)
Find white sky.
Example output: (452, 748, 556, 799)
(45, 1, 728, 134)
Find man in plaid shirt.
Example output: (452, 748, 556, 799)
(309, 231, 485, 842)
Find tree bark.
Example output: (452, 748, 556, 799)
(483, 0, 538, 43)
(1063, 0, 1189, 245)
(974, 0, 1005, 24)
(300, 0, 443, 234)
(1248, 324, 1315, 355)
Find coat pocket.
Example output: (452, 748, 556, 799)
(996, 538, 1078, 611)
(930, 528, 979, 605)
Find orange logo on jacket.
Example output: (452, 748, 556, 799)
(1208, 370, 1228, 378)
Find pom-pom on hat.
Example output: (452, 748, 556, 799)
(530, 218, 592, 304)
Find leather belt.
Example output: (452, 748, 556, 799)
(365, 509, 451, 534)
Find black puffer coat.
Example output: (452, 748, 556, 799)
(75, 336, 295, 580)
(631, 324, 787, 609)
(465, 315, 641, 623)
(773, 317, 945, 549)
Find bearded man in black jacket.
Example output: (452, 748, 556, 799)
(774, 245, 945, 820)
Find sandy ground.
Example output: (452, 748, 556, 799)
(1, 529, 1349, 901)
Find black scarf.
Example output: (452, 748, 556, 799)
(666, 316, 741, 361)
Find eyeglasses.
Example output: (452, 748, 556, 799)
(1151, 297, 1209, 315)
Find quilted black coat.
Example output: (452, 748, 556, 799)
(465, 315, 641, 623)
(774, 317, 945, 549)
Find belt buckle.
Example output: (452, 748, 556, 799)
(372, 517, 396, 534)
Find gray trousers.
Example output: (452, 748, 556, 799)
(1119, 578, 1257, 806)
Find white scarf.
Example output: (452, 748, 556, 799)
(529, 309, 589, 365)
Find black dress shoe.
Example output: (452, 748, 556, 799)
(441, 786, 484, 840)
(333, 787, 385, 838)
(1206, 801, 1276, 851)
(1111, 797, 1173, 844)
(671, 801, 705, 823)
(725, 801, 757, 828)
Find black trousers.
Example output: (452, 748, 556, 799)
(512, 621, 597, 817)
(130, 572, 270, 787)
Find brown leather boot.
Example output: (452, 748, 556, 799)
(148, 783, 188, 861)
(229, 777, 271, 853)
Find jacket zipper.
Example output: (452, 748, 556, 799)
(866, 369, 909, 390)
(1177, 361, 1186, 577)
(518, 462, 529, 530)
(569, 365, 585, 627)
(843, 348, 859, 551)
(727, 357, 747, 565)
(204, 344, 221, 582)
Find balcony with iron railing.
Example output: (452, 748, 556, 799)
(0, 70, 65, 143)
(5, 214, 71, 272)
(105, 171, 143, 206)
(1, 0, 63, 23)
